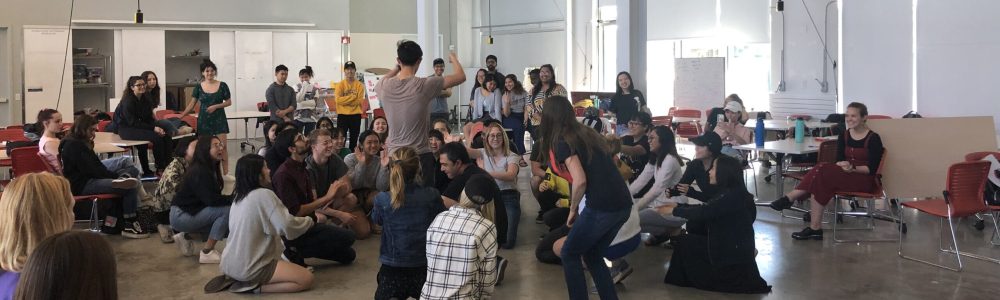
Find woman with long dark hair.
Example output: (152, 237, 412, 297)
(610, 71, 647, 136)
(660, 155, 771, 294)
(115, 75, 172, 176)
(149, 136, 197, 243)
(35, 109, 65, 173)
(141, 70, 180, 137)
(630, 126, 688, 245)
(526, 64, 567, 140)
(368, 115, 389, 145)
(209, 155, 314, 294)
(468, 68, 487, 111)
(170, 135, 231, 263)
(501, 74, 528, 156)
(180, 59, 232, 174)
(14, 231, 118, 300)
(537, 95, 631, 299)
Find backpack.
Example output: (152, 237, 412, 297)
(902, 111, 923, 118)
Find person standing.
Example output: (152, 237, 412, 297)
(334, 61, 365, 151)
(294, 66, 322, 134)
(501, 74, 529, 156)
(377, 40, 466, 188)
(266, 65, 297, 129)
(485, 55, 504, 94)
(421, 175, 500, 300)
(180, 59, 232, 174)
(537, 96, 632, 300)
(610, 71, 647, 136)
(526, 64, 567, 140)
(428, 58, 453, 123)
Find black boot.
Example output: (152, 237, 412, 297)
(769, 196, 793, 211)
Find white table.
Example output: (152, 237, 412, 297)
(226, 111, 271, 152)
(734, 138, 822, 207)
(744, 119, 836, 131)
(671, 116, 701, 123)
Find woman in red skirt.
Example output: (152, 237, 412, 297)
(768, 102, 885, 240)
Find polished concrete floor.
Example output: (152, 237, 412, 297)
(106, 140, 1000, 299)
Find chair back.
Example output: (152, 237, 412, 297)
(155, 110, 177, 120)
(672, 109, 702, 119)
(37, 153, 61, 174)
(867, 114, 892, 120)
(817, 140, 838, 163)
(651, 116, 673, 127)
(0, 129, 28, 143)
(373, 108, 386, 118)
(10, 146, 48, 177)
(97, 120, 112, 132)
(574, 107, 586, 117)
(943, 160, 992, 217)
(675, 122, 702, 138)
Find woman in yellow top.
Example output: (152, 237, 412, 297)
(333, 61, 366, 151)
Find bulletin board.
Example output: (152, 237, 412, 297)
(868, 117, 998, 199)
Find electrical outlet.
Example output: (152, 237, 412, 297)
(0, 97, 7, 103)
(14, 93, 21, 101)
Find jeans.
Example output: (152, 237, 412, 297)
(102, 156, 141, 178)
(561, 207, 630, 300)
(295, 120, 316, 135)
(500, 190, 521, 249)
(169, 206, 230, 241)
(81, 179, 140, 218)
(155, 119, 179, 136)
(502, 112, 526, 155)
(285, 223, 357, 264)
(639, 208, 687, 237)
(337, 114, 362, 151)
(117, 127, 172, 171)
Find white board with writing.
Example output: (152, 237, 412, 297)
(673, 57, 725, 111)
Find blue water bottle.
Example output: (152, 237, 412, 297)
(755, 117, 765, 147)
(794, 117, 805, 144)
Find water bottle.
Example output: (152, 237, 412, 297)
(755, 118, 765, 147)
(794, 117, 805, 144)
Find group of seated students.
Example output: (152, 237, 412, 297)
(0, 39, 887, 300)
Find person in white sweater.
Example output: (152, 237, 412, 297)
(207, 154, 315, 294)
(630, 126, 689, 245)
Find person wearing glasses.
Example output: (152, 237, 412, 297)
(620, 112, 653, 183)
(466, 122, 521, 249)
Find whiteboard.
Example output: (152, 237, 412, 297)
(273, 32, 308, 87)
(121, 29, 166, 106)
(307, 31, 344, 87)
(210, 31, 240, 138)
(233, 31, 274, 139)
(673, 57, 725, 111)
(23, 27, 74, 119)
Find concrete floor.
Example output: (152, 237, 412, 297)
(106, 140, 1000, 299)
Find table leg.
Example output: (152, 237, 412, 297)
(239, 117, 257, 153)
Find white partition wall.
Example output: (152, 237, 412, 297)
(23, 27, 73, 118)
(307, 31, 344, 87)
(273, 32, 308, 87)
(121, 29, 166, 105)
(233, 31, 274, 139)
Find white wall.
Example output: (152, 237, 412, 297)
(477, 0, 569, 86)
(916, 0, 1000, 132)
(770, 0, 839, 119)
(840, 0, 912, 117)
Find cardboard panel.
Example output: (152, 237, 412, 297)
(868, 117, 997, 199)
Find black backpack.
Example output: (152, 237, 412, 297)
(902, 111, 923, 118)
(987, 170, 1000, 206)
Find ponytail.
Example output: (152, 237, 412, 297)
(388, 147, 422, 209)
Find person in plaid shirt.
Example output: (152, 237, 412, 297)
(421, 174, 500, 299)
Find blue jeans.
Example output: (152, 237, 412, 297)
(500, 190, 521, 249)
(561, 207, 629, 300)
(170, 206, 230, 241)
(80, 157, 142, 217)
(102, 156, 141, 178)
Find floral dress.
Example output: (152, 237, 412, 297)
(192, 81, 231, 135)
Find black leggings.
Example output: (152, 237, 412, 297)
(337, 114, 362, 151)
(117, 127, 172, 171)
(285, 224, 357, 264)
(375, 265, 426, 300)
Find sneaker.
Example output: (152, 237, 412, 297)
(535, 212, 545, 224)
(611, 260, 634, 285)
(157, 224, 175, 244)
(791, 227, 824, 240)
(111, 178, 140, 189)
(769, 196, 793, 211)
(174, 232, 196, 256)
(200, 249, 222, 264)
(203, 275, 235, 294)
(121, 221, 150, 239)
(496, 256, 509, 285)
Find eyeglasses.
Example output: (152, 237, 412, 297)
(132, 83, 146, 88)
(628, 121, 643, 126)
(487, 133, 504, 139)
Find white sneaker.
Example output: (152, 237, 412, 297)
(174, 232, 195, 257)
(111, 178, 140, 189)
(199, 249, 222, 264)
(157, 224, 174, 244)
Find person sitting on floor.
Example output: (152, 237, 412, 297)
(271, 130, 358, 267)
(305, 128, 371, 239)
(768, 102, 885, 241)
(421, 174, 500, 300)
(149, 136, 197, 243)
(660, 155, 772, 294)
(0, 173, 76, 298)
(60, 114, 149, 239)
(631, 126, 689, 246)
(372, 147, 447, 300)
(170, 135, 231, 264)
(344, 130, 391, 210)
(210, 154, 314, 294)
(673, 131, 724, 202)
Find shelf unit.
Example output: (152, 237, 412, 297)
(72, 54, 113, 112)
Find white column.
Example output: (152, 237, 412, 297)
(617, 0, 647, 90)
(417, 0, 441, 77)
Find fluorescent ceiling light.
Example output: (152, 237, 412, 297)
(72, 19, 315, 27)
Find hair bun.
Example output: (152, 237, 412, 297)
(305, 65, 313, 71)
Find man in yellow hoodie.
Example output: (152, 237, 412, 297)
(333, 61, 365, 150)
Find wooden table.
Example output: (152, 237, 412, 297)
(227, 111, 271, 153)
(734, 138, 822, 207)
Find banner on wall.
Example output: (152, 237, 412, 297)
(361, 72, 382, 112)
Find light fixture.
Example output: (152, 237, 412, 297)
(486, 0, 494, 44)
(134, 0, 143, 24)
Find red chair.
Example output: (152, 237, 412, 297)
(672, 108, 702, 119)
(34, 151, 121, 232)
(784, 140, 838, 181)
(5, 125, 24, 130)
(651, 116, 673, 127)
(0, 129, 28, 143)
(675, 122, 702, 138)
(867, 115, 892, 120)
(97, 120, 112, 132)
(373, 108, 386, 118)
(155, 110, 177, 120)
(898, 160, 994, 271)
(10, 147, 48, 177)
(574, 107, 586, 117)
(964, 151, 1000, 242)
(831, 151, 898, 243)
